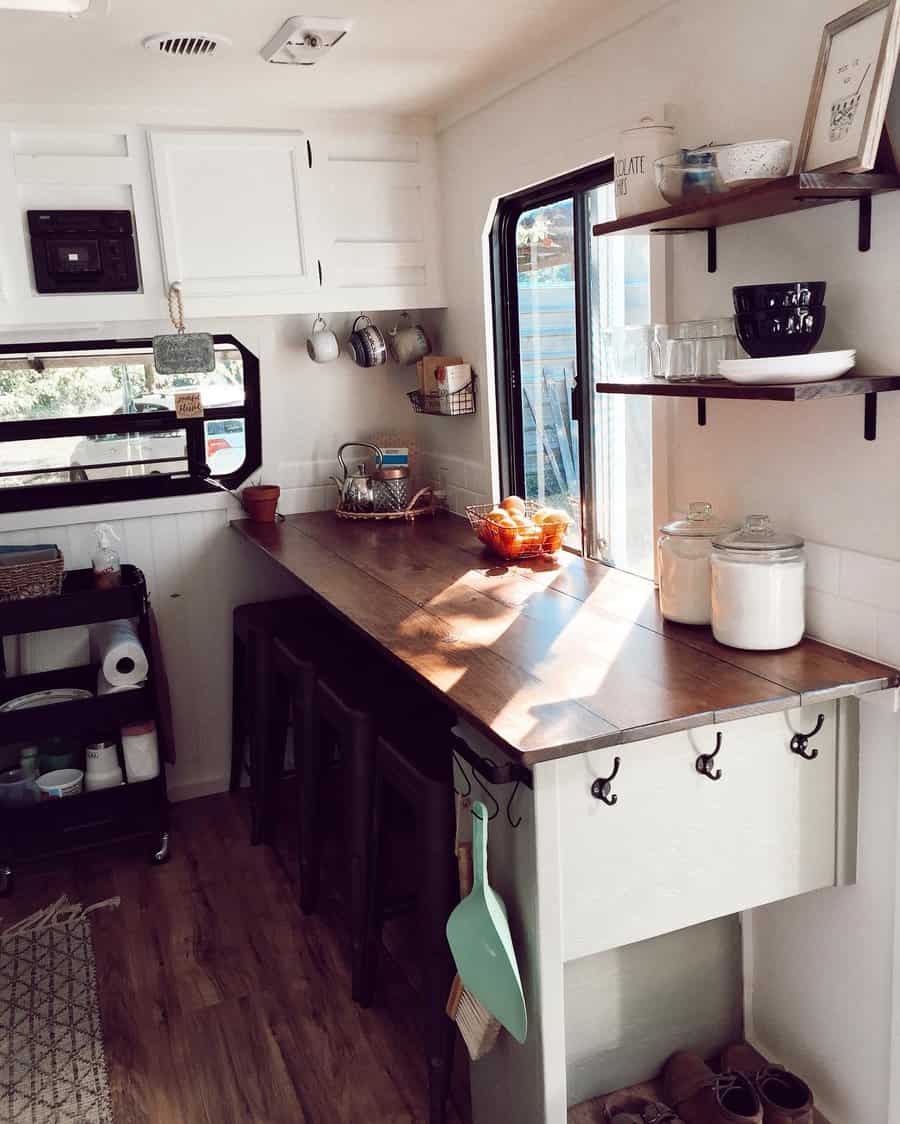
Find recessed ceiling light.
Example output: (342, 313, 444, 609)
(0, 0, 91, 12)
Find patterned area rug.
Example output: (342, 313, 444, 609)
(0, 896, 119, 1124)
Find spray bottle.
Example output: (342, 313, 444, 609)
(93, 524, 122, 590)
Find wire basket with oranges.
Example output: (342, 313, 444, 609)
(466, 497, 571, 560)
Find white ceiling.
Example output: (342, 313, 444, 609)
(0, 0, 636, 126)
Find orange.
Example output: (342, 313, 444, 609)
(500, 495, 526, 515)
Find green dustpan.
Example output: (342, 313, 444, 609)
(446, 801, 527, 1043)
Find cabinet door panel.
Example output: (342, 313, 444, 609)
(149, 130, 319, 298)
(557, 704, 840, 961)
(320, 134, 443, 303)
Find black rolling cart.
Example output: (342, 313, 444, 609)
(0, 564, 169, 895)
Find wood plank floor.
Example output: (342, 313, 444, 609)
(2, 792, 471, 1124)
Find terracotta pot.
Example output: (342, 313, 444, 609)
(242, 484, 280, 523)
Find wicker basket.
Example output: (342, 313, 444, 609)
(0, 553, 64, 602)
(466, 502, 569, 561)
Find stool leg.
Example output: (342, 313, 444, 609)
(298, 693, 324, 914)
(359, 764, 386, 1005)
(420, 785, 456, 1124)
(263, 669, 292, 846)
(349, 717, 374, 1005)
(229, 633, 246, 793)
(249, 628, 272, 847)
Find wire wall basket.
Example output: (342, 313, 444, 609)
(407, 379, 476, 417)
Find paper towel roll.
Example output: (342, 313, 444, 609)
(91, 619, 148, 688)
(97, 669, 141, 696)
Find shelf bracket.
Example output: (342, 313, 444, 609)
(859, 195, 872, 252)
(865, 392, 877, 440)
(697, 398, 707, 427)
(649, 226, 717, 272)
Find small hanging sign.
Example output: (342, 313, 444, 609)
(174, 391, 204, 419)
(152, 283, 216, 375)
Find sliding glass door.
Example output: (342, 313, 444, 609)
(492, 161, 655, 577)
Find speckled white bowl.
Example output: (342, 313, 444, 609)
(716, 139, 793, 185)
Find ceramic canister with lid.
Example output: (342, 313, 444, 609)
(615, 116, 678, 218)
(710, 515, 806, 651)
(658, 502, 736, 625)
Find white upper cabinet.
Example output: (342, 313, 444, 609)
(148, 130, 322, 304)
(0, 123, 446, 327)
(319, 133, 445, 310)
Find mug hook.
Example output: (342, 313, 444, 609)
(312, 313, 326, 332)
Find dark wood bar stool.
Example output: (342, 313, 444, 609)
(362, 720, 457, 1124)
(230, 596, 322, 845)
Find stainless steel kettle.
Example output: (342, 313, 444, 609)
(332, 442, 383, 513)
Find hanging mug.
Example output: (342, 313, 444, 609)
(388, 312, 431, 366)
(347, 314, 387, 368)
(307, 314, 340, 364)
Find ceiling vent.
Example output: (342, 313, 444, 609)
(142, 33, 231, 57)
(260, 16, 352, 66)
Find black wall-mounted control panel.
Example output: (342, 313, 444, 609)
(27, 210, 140, 294)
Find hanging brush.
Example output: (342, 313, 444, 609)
(445, 841, 502, 1060)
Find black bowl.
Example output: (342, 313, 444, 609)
(733, 281, 826, 315)
(735, 306, 826, 358)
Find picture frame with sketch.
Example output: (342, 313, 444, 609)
(798, 0, 900, 173)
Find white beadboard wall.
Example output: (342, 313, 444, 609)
(0, 497, 304, 802)
(0, 307, 430, 799)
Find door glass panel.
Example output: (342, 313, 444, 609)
(588, 183, 654, 578)
(515, 199, 581, 547)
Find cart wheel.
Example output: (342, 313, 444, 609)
(150, 832, 170, 865)
(0, 865, 13, 897)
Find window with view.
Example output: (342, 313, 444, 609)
(493, 162, 655, 578)
(0, 334, 260, 512)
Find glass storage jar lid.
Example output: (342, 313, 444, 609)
(712, 514, 804, 553)
(661, 501, 734, 538)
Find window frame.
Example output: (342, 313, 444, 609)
(0, 332, 261, 513)
(490, 158, 614, 558)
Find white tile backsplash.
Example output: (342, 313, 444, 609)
(805, 589, 878, 657)
(875, 609, 900, 668)
(838, 549, 900, 612)
(804, 541, 840, 595)
(800, 543, 900, 665)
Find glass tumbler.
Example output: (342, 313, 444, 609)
(600, 325, 654, 379)
(665, 334, 737, 381)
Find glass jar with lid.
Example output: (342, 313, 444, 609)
(658, 502, 736, 624)
(710, 514, 805, 650)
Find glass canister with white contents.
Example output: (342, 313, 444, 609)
(710, 515, 806, 650)
(658, 502, 735, 625)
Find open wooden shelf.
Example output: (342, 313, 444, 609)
(591, 172, 900, 237)
(568, 1076, 831, 1123)
(594, 372, 900, 440)
(595, 371, 900, 401)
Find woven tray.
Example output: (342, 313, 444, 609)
(336, 487, 436, 522)
(0, 554, 64, 602)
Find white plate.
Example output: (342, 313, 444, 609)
(0, 687, 93, 712)
(718, 351, 856, 384)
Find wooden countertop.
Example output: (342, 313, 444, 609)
(231, 512, 899, 766)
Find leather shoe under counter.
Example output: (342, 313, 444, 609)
(664, 1052, 762, 1124)
(719, 1044, 814, 1124)
(604, 1091, 685, 1123)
